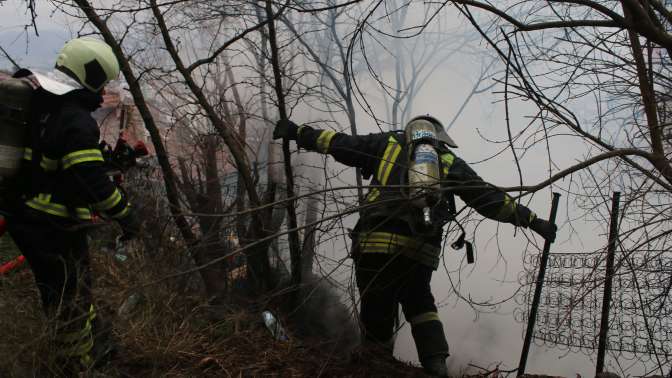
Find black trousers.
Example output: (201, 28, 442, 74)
(355, 252, 449, 361)
(8, 215, 97, 371)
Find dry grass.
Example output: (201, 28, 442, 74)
(0, 238, 430, 378)
(0, 267, 53, 377)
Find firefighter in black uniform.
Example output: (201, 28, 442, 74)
(273, 116, 557, 376)
(6, 38, 139, 375)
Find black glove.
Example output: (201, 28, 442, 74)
(530, 217, 557, 242)
(273, 119, 299, 140)
(117, 212, 141, 241)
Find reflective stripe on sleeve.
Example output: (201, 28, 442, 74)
(409, 312, 440, 326)
(110, 204, 131, 219)
(495, 194, 516, 220)
(529, 212, 537, 224)
(316, 130, 336, 153)
(93, 189, 122, 211)
(23, 148, 32, 161)
(61, 149, 104, 170)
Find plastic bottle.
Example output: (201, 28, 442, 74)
(113, 236, 128, 262)
(262, 310, 289, 341)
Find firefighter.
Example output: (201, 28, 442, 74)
(5, 38, 139, 375)
(273, 116, 557, 376)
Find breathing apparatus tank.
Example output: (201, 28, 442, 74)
(405, 118, 441, 226)
(0, 78, 32, 179)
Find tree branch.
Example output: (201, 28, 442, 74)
(72, 0, 197, 244)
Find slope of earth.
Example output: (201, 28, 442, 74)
(0, 246, 431, 377)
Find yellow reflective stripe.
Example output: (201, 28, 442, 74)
(360, 242, 397, 248)
(441, 153, 455, 176)
(60, 304, 96, 343)
(93, 189, 122, 211)
(297, 125, 307, 137)
(26, 198, 66, 217)
(60, 321, 93, 343)
(23, 148, 32, 161)
(111, 204, 131, 219)
(376, 138, 394, 181)
(316, 130, 336, 153)
(410, 312, 440, 325)
(496, 194, 516, 220)
(76, 208, 93, 219)
(363, 239, 411, 247)
(361, 241, 437, 254)
(40, 157, 58, 171)
(361, 247, 398, 254)
(61, 149, 104, 170)
(362, 232, 415, 246)
(60, 337, 94, 363)
(26, 195, 92, 220)
(376, 136, 399, 183)
(367, 188, 380, 202)
(360, 232, 440, 256)
(57, 304, 95, 366)
(529, 212, 536, 224)
(363, 238, 413, 247)
(380, 143, 401, 185)
(60, 335, 94, 356)
(80, 352, 94, 368)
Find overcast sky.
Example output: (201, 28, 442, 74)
(0, 0, 72, 69)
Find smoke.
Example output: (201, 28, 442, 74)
(293, 275, 361, 354)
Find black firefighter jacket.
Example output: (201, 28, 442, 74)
(16, 89, 131, 225)
(295, 124, 537, 269)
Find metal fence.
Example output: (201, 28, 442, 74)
(516, 249, 672, 360)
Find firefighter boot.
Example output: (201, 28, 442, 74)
(409, 312, 449, 376)
(421, 355, 448, 377)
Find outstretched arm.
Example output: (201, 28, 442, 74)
(274, 119, 388, 176)
(441, 152, 556, 241)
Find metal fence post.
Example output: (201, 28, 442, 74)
(517, 192, 561, 376)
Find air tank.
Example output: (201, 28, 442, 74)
(405, 119, 440, 225)
(0, 78, 32, 178)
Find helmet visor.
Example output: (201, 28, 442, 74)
(30, 68, 83, 95)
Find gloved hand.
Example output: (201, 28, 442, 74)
(117, 212, 141, 241)
(273, 119, 299, 140)
(530, 217, 557, 242)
